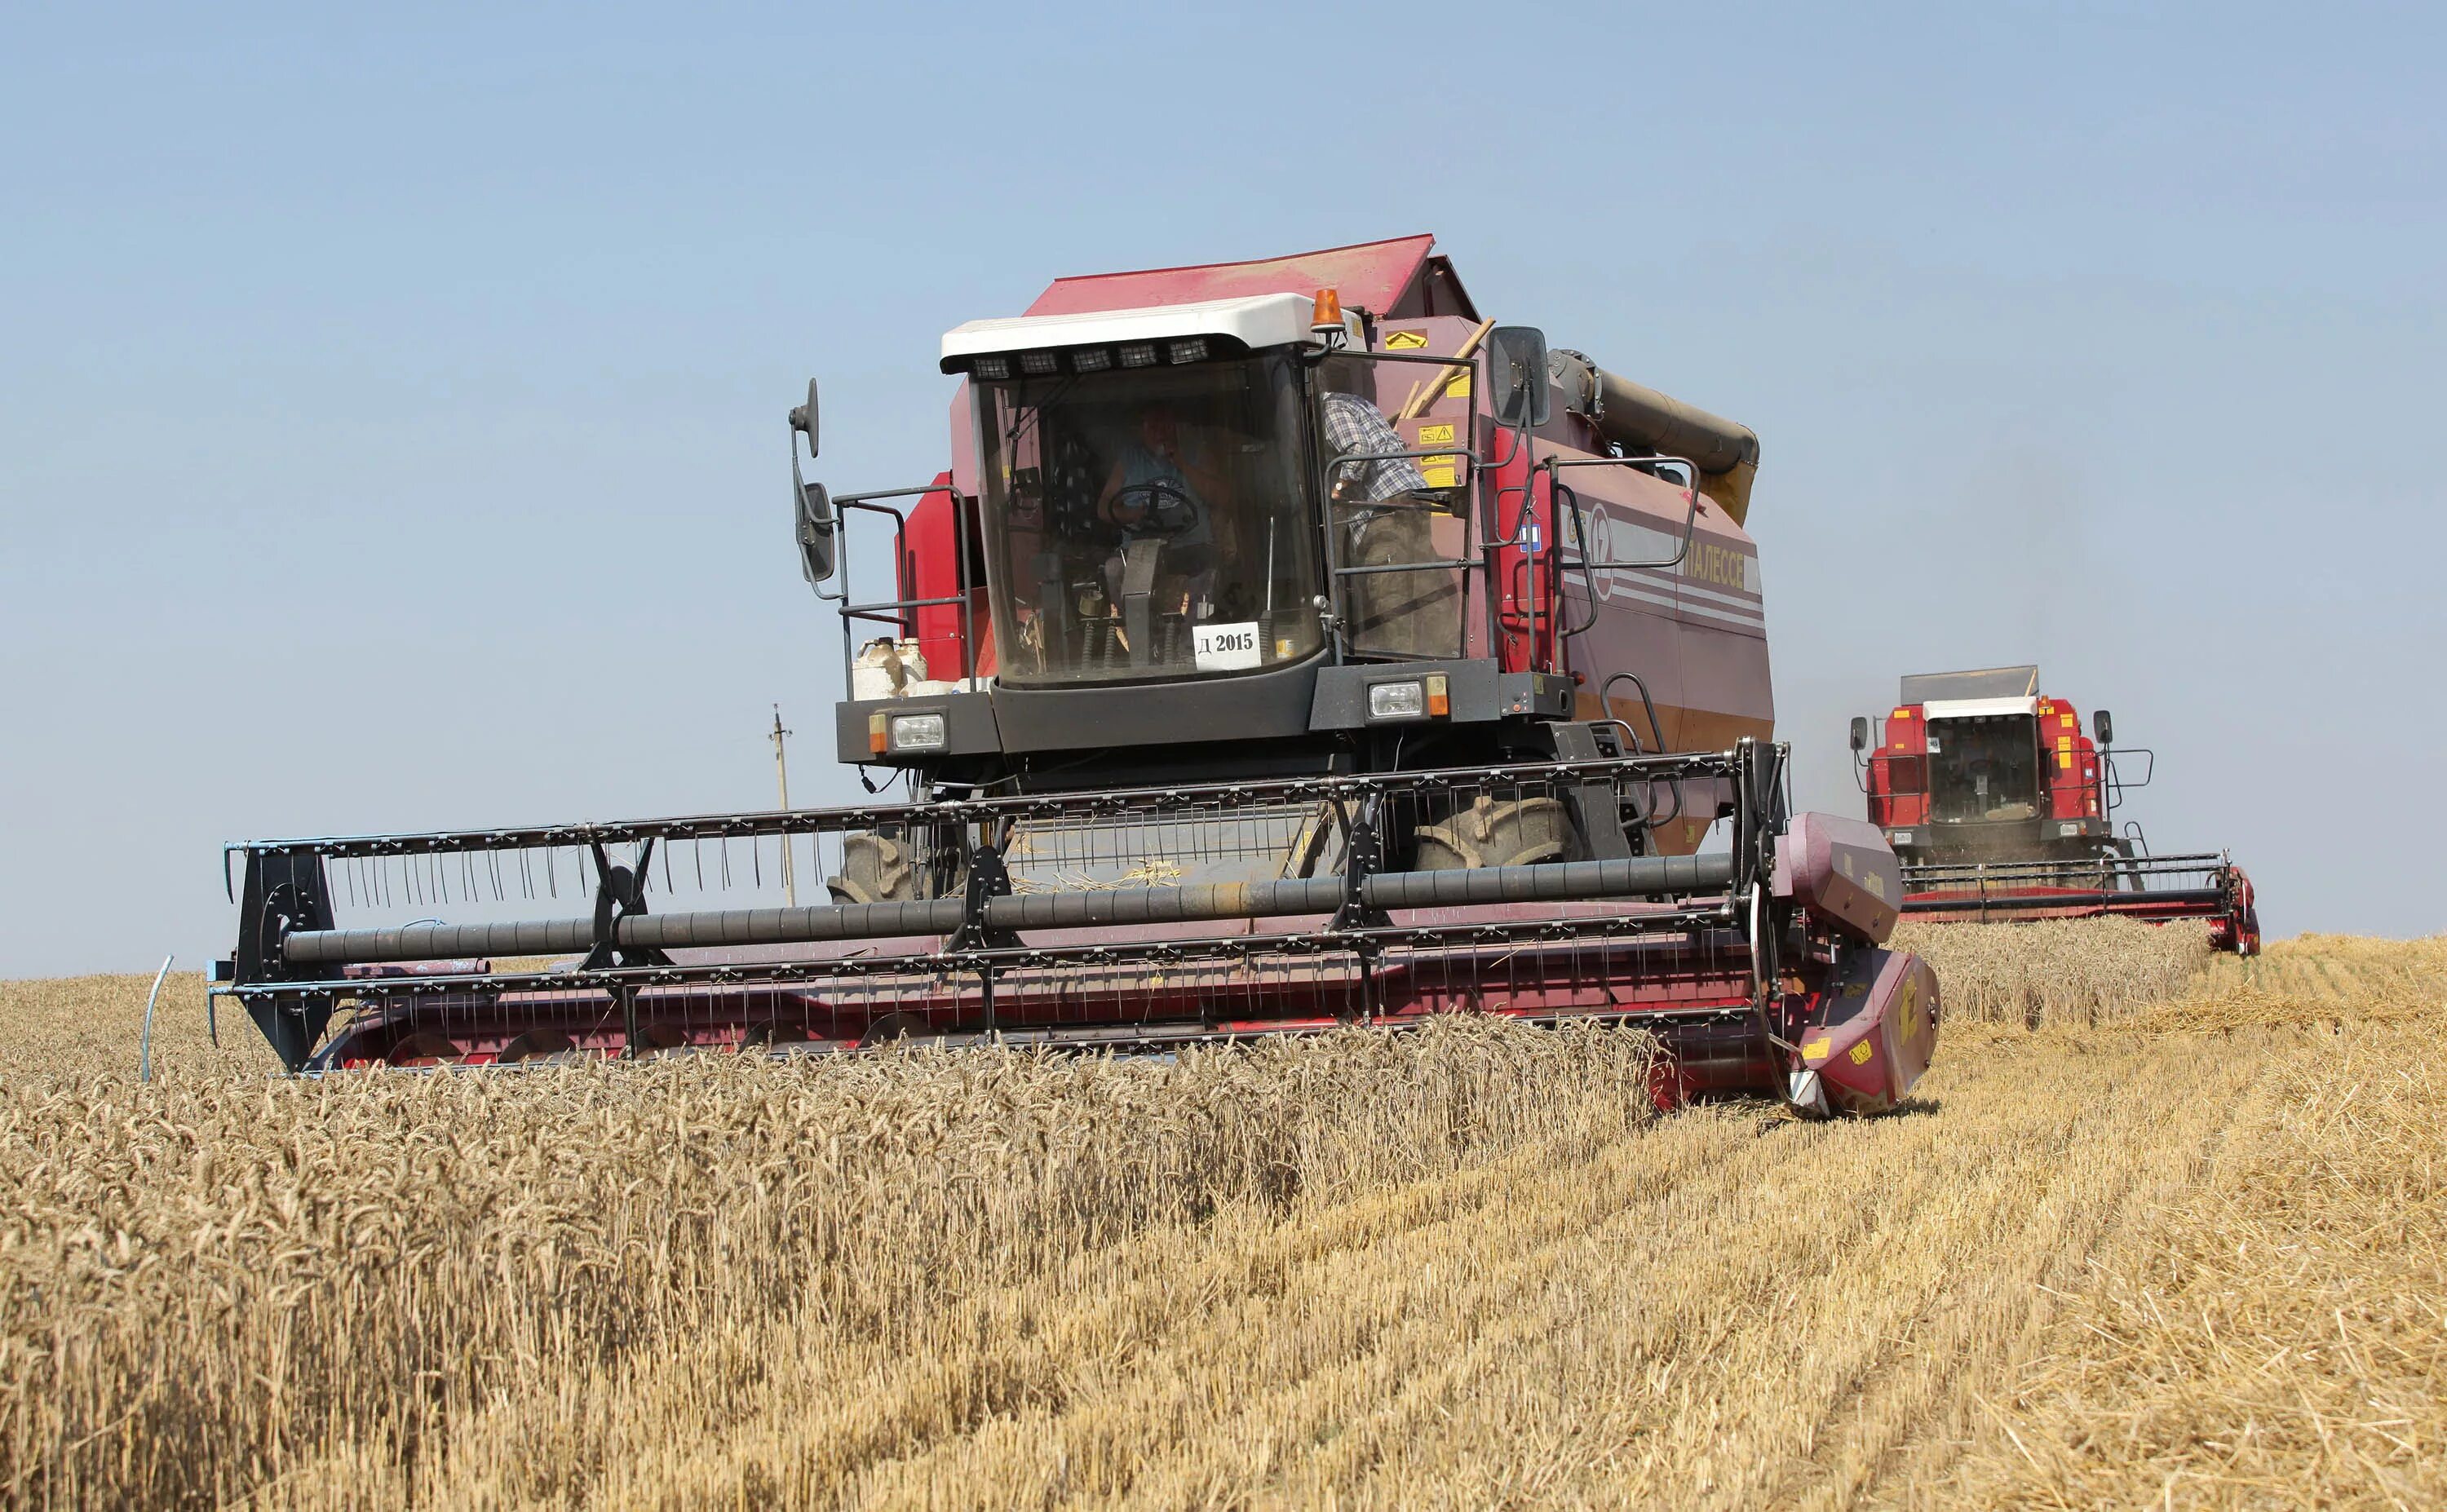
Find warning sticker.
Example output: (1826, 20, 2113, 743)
(1385, 329, 1428, 350)
(1445, 371, 1471, 397)
(1417, 422, 1455, 445)
(1849, 1041, 1874, 1066)
(1420, 459, 1458, 489)
(1802, 1036, 1831, 1063)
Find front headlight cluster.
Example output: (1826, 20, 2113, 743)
(865, 710, 949, 756)
(970, 338, 1213, 382)
(1365, 674, 1450, 722)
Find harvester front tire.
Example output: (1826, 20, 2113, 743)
(1413, 795, 1583, 870)
(826, 833, 925, 905)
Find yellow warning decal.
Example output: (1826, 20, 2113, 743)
(1420, 460, 1458, 488)
(1385, 329, 1428, 349)
(1849, 1041, 1874, 1066)
(1417, 422, 1455, 444)
(1865, 871, 1887, 900)
(1802, 1037, 1831, 1063)
(1446, 372, 1471, 397)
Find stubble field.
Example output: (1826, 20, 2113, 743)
(1, 925, 2440, 1508)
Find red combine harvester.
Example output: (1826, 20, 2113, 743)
(1852, 665, 2259, 953)
(218, 236, 1938, 1116)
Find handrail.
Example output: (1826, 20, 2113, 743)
(1312, 346, 1481, 662)
(1541, 455, 1701, 641)
(1316, 441, 1481, 661)
(825, 483, 981, 691)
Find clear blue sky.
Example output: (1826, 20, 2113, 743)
(2, 1, 2440, 975)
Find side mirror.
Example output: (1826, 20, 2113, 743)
(789, 378, 835, 586)
(788, 378, 819, 458)
(1849, 716, 1870, 754)
(794, 477, 836, 586)
(2092, 709, 2114, 745)
(1486, 325, 1552, 429)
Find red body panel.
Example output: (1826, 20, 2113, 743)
(901, 475, 995, 682)
(1025, 235, 1439, 318)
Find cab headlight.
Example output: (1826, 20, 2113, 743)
(1368, 680, 1426, 720)
(890, 712, 947, 751)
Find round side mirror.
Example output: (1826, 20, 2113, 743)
(788, 378, 819, 457)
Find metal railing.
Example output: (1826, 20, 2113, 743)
(817, 481, 982, 690)
(1315, 346, 1485, 664)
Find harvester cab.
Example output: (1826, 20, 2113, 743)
(1856, 665, 2259, 953)
(217, 236, 1940, 1116)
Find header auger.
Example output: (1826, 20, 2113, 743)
(219, 235, 1940, 1115)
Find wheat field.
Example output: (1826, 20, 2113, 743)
(1, 927, 2440, 1508)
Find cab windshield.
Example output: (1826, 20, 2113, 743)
(1927, 714, 2042, 822)
(975, 352, 1321, 686)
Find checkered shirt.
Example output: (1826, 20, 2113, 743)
(1321, 391, 1432, 504)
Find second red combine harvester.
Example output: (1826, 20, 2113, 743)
(1853, 665, 2259, 953)
(218, 237, 1939, 1116)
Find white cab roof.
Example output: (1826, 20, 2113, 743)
(1922, 696, 2041, 720)
(941, 293, 1313, 370)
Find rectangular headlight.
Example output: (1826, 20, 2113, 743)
(1069, 347, 1113, 374)
(1019, 351, 1060, 376)
(1166, 338, 1209, 365)
(1888, 830, 1913, 847)
(1367, 680, 1426, 720)
(971, 355, 1011, 381)
(889, 712, 947, 751)
(1118, 341, 1157, 367)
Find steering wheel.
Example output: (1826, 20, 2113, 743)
(1105, 480, 1200, 537)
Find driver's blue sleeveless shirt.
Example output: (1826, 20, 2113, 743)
(1114, 443, 1214, 550)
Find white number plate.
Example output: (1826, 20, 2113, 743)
(1193, 621, 1263, 672)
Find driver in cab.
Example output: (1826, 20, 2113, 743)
(1097, 407, 1227, 558)
(1095, 407, 1231, 638)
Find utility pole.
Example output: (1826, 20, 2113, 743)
(770, 704, 797, 906)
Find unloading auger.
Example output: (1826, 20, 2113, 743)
(218, 236, 1940, 1115)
